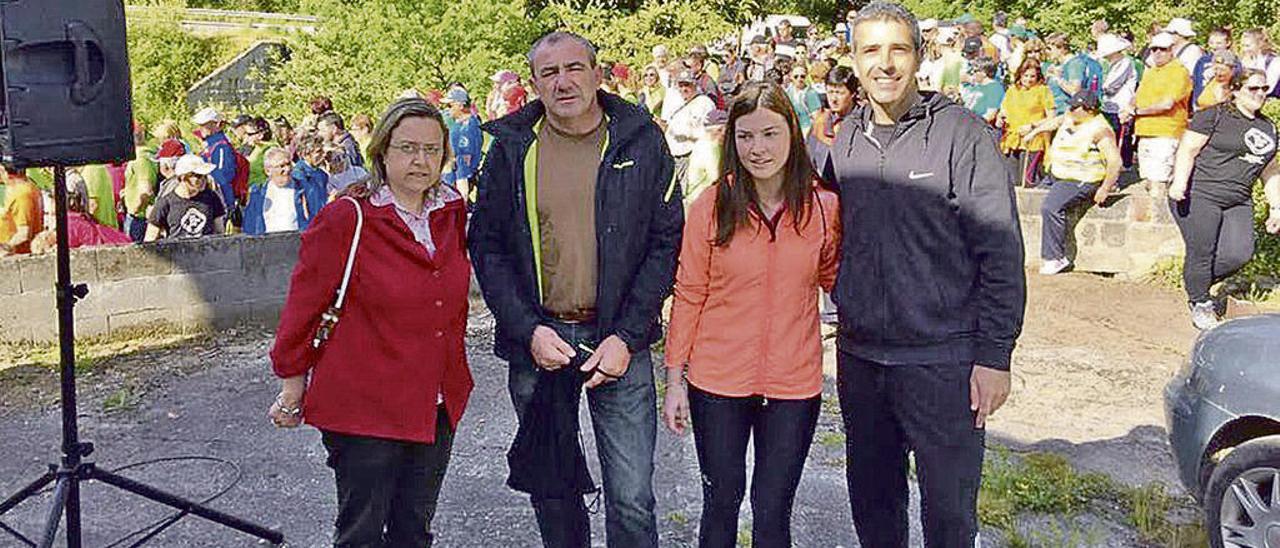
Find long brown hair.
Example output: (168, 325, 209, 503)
(714, 81, 816, 246)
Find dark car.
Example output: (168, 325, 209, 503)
(1165, 314, 1280, 548)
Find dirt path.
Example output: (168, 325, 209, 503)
(992, 271, 1199, 490)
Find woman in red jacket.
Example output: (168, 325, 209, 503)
(268, 98, 473, 547)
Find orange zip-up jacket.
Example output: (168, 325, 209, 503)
(665, 183, 841, 399)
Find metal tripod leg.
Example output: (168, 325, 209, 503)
(0, 469, 56, 516)
(92, 468, 284, 544)
(38, 477, 71, 548)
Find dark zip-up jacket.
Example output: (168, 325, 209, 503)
(469, 91, 683, 361)
(823, 92, 1026, 370)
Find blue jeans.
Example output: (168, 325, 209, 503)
(507, 320, 658, 548)
(124, 214, 148, 243)
(1040, 175, 1099, 261)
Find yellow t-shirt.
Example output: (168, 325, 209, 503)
(1000, 84, 1055, 152)
(1134, 62, 1192, 138)
(0, 178, 45, 254)
(1196, 80, 1229, 111)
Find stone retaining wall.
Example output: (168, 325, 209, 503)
(0, 233, 298, 343)
(1015, 186, 1183, 276)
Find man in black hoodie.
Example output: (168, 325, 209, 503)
(823, 3, 1026, 546)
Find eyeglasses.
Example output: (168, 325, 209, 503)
(1148, 46, 1170, 52)
(1244, 85, 1271, 93)
(389, 141, 443, 158)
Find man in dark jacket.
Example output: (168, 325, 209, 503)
(824, 3, 1026, 546)
(469, 30, 681, 548)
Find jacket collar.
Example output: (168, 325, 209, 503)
(483, 90, 652, 150)
(203, 131, 230, 147)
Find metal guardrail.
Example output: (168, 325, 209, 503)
(125, 5, 319, 34)
(124, 5, 319, 23)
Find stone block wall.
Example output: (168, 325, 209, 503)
(0, 233, 300, 343)
(1015, 187, 1184, 276)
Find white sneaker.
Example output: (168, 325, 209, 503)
(1039, 257, 1070, 275)
(1190, 300, 1221, 330)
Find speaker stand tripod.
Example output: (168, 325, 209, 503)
(0, 166, 284, 547)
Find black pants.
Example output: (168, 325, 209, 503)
(688, 385, 820, 548)
(1103, 112, 1135, 168)
(321, 407, 455, 548)
(837, 351, 984, 548)
(1170, 195, 1255, 303)
(1040, 175, 1099, 261)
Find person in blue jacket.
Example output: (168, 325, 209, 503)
(242, 147, 327, 235)
(192, 107, 240, 211)
(442, 87, 483, 200)
(290, 135, 331, 221)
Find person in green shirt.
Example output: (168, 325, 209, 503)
(79, 164, 119, 229)
(243, 117, 271, 185)
(123, 123, 158, 242)
(961, 57, 1006, 124)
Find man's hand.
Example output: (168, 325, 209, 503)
(1267, 210, 1280, 234)
(1168, 182, 1188, 202)
(530, 325, 575, 370)
(1093, 186, 1112, 206)
(970, 365, 1011, 428)
(581, 335, 631, 389)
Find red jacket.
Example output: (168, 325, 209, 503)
(270, 195, 473, 444)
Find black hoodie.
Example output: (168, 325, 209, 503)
(823, 92, 1026, 370)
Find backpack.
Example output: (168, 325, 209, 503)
(230, 149, 250, 206)
(1076, 54, 1105, 99)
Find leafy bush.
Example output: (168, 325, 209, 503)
(257, 0, 547, 121)
(127, 7, 231, 125)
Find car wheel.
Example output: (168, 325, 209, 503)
(1205, 435, 1280, 548)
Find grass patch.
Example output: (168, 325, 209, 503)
(1143, 256, 1185, 290)
(0, 323, 211, 373)
(979, 449, 1207, 546)
(102, 385, 140, 412)
(816, 431, 845, 448)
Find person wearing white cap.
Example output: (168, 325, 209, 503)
(191, 106, 241, 216)
(1126, 32, 1192, 197)
(144, 154, 226, 241)
(1098, 33, 1137, 167)
(1164, 17, 1205, 73)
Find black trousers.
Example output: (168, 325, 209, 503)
(1170, 194, 1255, 303)
(688, 385, 820, 548)
(837, 351, 984, 548)
(321, 407, 455, 548)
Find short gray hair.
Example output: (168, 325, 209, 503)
(527, 31, 598, 70)
(263, 146, 290, 168)
(850, 2, 923, 53)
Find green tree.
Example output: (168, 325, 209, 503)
(260, 0, 548, 119)
(126, 7, 229, 124)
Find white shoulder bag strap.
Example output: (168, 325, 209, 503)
(311, 196, 364, 349)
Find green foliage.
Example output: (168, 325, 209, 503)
(126, 7, 231, 124)
(186, 0, 304, 10)
(259, 0, 547, 121)
(545, 0, 736, 72)
(897, 0, 1278, 45)
(979, 450, 1113, 531)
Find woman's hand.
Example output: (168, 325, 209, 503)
(1168, 182, 1189, 202)
(1267, 208, 1280, 234)
(662, 367, 690, 436)
(268, 375, 306, 428)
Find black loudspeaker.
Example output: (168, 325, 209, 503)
(0, 0, 135, 169)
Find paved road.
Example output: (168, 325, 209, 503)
(0, 318, 941, 547)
